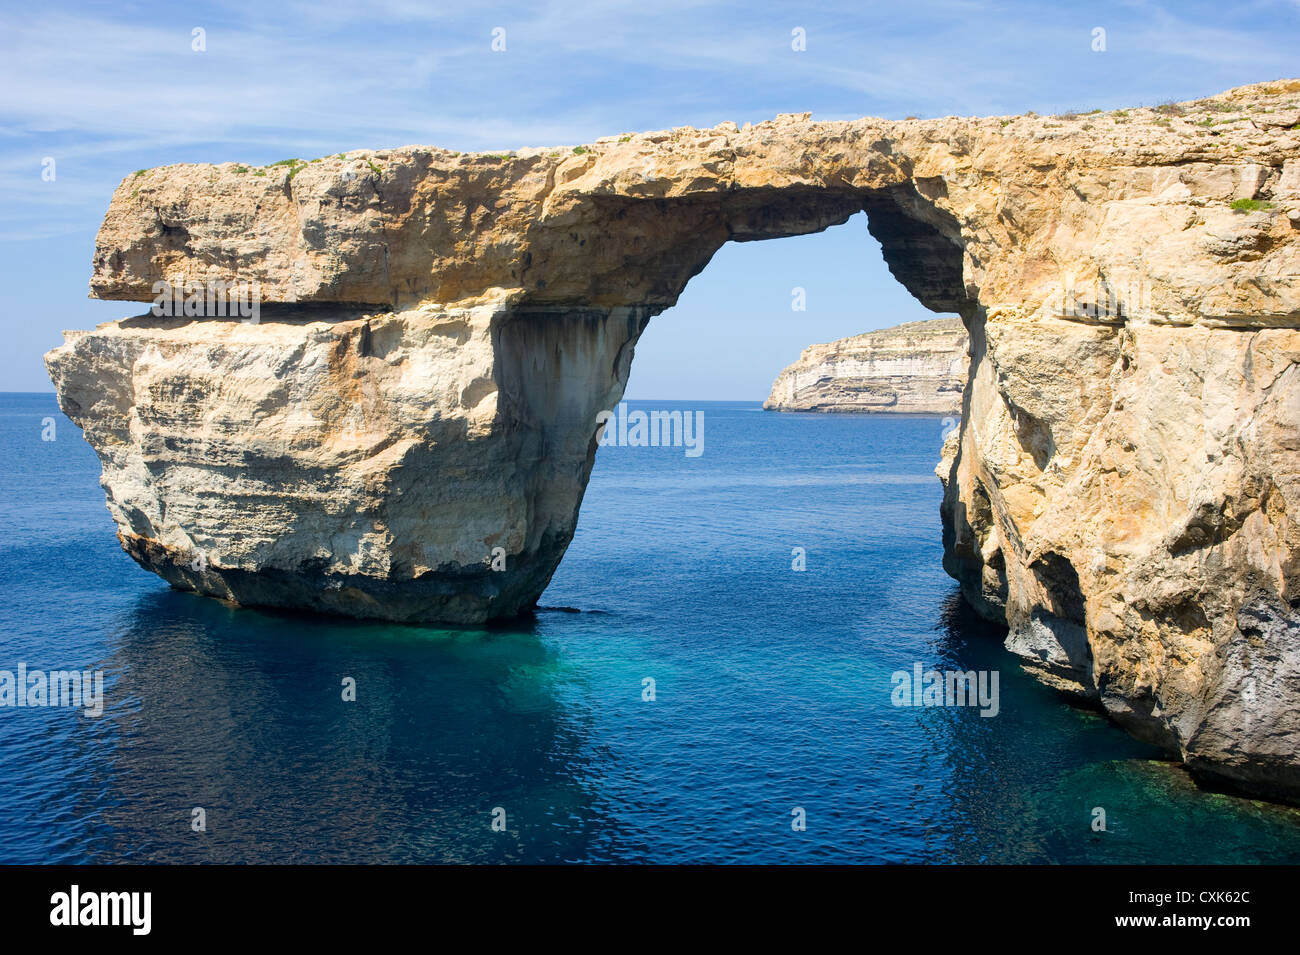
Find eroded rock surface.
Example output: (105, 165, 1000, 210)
(49, 80, 1300, 799)
(765, 317, 968, 413)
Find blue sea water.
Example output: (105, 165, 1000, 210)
(2, 393, 1299, 864)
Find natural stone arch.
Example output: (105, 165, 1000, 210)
(484, 186, 972, 620)
(49, 81, 1300, 801)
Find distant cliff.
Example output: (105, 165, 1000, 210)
(764, 318, 968, 413)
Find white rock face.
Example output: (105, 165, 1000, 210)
(48, 303, 647, 622)
(765, 318, 968, 413)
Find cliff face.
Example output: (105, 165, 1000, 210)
(764, 318, 968, 413)
(49, 304, 644, 623)
(48, 81, 1300, 798)
(938, 311, 1300, 800)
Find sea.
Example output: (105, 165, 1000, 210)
(2, 394, 1299, 863)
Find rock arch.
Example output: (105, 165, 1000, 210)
(48, 81, 1300, 800)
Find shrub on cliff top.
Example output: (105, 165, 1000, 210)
(1230, 198, 1275, 212)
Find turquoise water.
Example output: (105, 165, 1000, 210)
(2, 394, 1299, 863)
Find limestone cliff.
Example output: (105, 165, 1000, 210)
(764, 318, 968, 413)
(48, 81, 1300, 800)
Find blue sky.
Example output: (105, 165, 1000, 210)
(2, 1, 1297, 397)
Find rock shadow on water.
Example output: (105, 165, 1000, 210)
(83, 589, 608, 863)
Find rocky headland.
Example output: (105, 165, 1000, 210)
(47, 81, 1300, 800)
(764, 317, 968, 413)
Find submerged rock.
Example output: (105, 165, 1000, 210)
(47, 80, 1300, 800)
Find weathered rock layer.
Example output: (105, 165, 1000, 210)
(48, 81, 1300, 799)
(765, 317, 968, 413)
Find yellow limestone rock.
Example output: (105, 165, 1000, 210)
(48, 80, 1300, 800)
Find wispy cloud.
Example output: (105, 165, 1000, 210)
(3, 0, 1298, 388)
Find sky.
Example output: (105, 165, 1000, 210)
(2, 1, 1297, 398)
